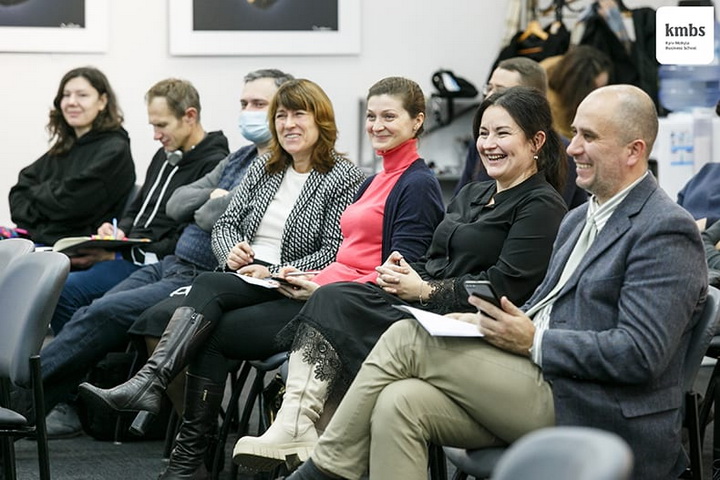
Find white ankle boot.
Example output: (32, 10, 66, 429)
(232, 351, 328, 472)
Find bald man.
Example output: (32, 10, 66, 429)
(287, 85, 707, 480)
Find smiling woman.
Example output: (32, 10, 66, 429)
(274, 107, 319, 170)
(265, 79, 338, 175)
(473, 86, 567, 197)
(8, 66, 135, 246)
(61, 76, 108, 138)
(365, 81, 424, 152)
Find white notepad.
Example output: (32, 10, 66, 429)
(231, 272, 279, 289)
(394, 305, 483, 337)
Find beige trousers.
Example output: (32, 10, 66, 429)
(312, 319, 555, 480)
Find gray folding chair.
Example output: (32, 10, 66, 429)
(681, 285, 720, 479)
(0, 238, 34, 273)
(490, 426, 633, 480)
(0, 251, 70, 480)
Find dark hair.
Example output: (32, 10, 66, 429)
(244, 69, 295, 88)
(496, 57, 548, 94)
(548, 45, 613, 133)
(266, 79, 344, 174)
(472, 86, 566, 194)
(48, 66, 123, 155)
(145, 78, 201, 121)
(367, 77, 426, 137)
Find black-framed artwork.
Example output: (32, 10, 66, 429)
(0, 0, 107, 53)
(170, 0, 360, 56)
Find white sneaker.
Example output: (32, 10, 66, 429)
(45, 403, 82, 439)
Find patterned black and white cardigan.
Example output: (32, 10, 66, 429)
(211, 151, 365, 274)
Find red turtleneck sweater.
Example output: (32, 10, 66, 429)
(313, 138, 420, 286)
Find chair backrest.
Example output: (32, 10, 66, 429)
(0, 238, 34, 275)
(491, 426, 633, 480)
(683, 286, 720, 392)
(0, 251, 69, 387)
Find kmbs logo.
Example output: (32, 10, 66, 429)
(657, 7, 715, 64)
(665, 23, 706, 37)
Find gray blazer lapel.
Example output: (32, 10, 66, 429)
(557, 174, 657, 296)
(540, 220, 585, 297)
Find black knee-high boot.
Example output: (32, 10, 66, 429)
(159, 373, 224, 480)
(78, 307, 214, 426)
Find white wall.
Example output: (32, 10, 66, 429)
(0, 0, 677, 227)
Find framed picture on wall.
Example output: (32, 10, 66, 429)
(0, 0, 108, 53)
(169, 0, 360, 56)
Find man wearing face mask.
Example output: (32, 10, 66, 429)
(112, 69, 296, 418)
(22, 70, 293, 439)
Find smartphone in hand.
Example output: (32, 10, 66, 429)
(463, 280, 501, 309)
(271, 276, 295, 287)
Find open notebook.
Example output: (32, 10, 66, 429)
(52, 236, 152, 256)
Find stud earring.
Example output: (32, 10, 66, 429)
(533, 155, 539, 160)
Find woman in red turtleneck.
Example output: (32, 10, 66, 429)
(80, 77, 444, 479)
(313, 134, 442, 286)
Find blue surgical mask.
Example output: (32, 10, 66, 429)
(238, 110, 272, 144)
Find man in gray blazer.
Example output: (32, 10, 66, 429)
(283, 85, 707, 480)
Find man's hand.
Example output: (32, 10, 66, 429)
(97, 222, 126, 239)
(70, 248, 116, 270)
(469, 295, 535, 357)
(226, 241, 255, 271)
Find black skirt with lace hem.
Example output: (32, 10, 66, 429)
(276, 281, 457, 403)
